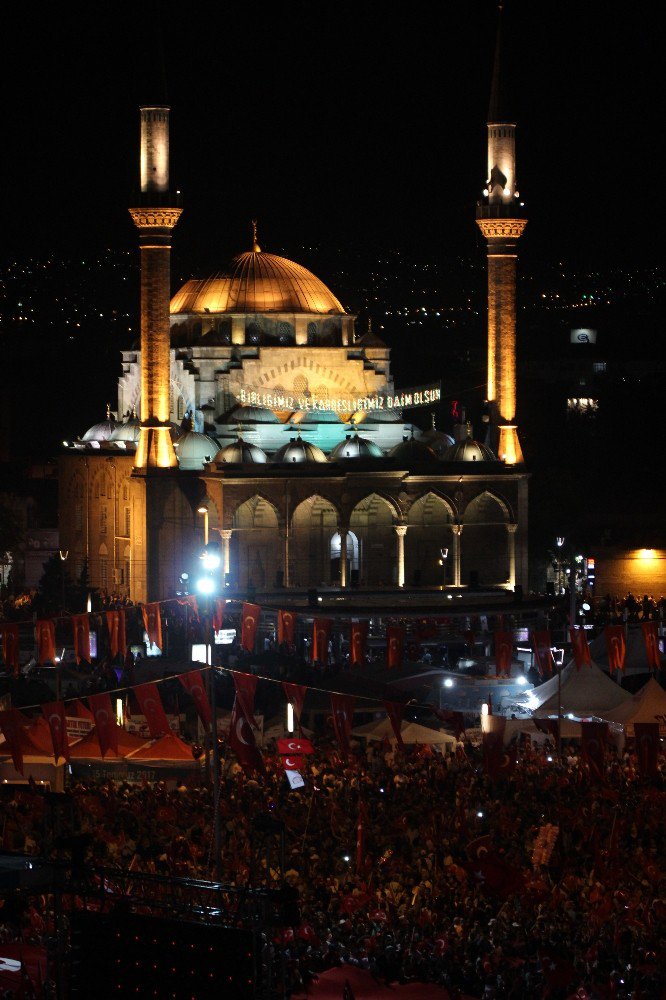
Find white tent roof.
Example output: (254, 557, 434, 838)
(525, 660, 632, 718)
(588, 624, 664, 676)
(352, 717, 457, 748)
(600, 677, 666, 732)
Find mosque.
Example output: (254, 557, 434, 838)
(58, 16, 529, 604)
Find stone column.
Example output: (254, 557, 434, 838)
(220, 529, 232, 587)
(394, 524, 407, 588)
(507, 522, 518, 590)
(452, 524, 463, 587)
(339, 531, 348, 588)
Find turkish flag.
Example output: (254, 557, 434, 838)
(281, 754, 305, 771)
(605, 625, 626, 672)
(282, 682, 307, 727)
(0, 708, 25, 775)
(41, 701, 70, 762)
(534, 717, 559, 743)
(312, 618, 333, 663)
(105, 610, 127, 659)
(330, 693, 355, 759)
(641, 620, 661, 672)
(383, 700, 406, 749)
(212, 598, 226, 632)
(581, 720, 608, 780)
(482, 716, 507, 778)
(277, 737, 314, 755)
(1, 622, 20, 676)
(142, 602, 163, 650)
(635, 722, 660, 779)
(88, 692, 119, 757)
(232, 671, 259, 727)
(35, 619, 56, 665)
(434, 708, 466, 740)
(71, 614, 91, 664)
(241, 602, 261, 652)
(179, 669, 212, 727)
(277, 609, 296, 646)
(386, 625, 405, 668)
(532, 630, 554, 678)
(229, 698, 265, 775)
(570, 627, 591, 669)
(134, 682, 170, 737)
(350, 620, 369, 665)
(494, 630, 513, 677)
(177, 594, 199, 621)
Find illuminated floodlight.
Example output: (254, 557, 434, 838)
(201, 549, 221, 571)
(444, 678, 454, 688)
(516, 676, 528, 686)
(196, 576, 215, 596)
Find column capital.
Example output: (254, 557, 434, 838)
(394, 524, 408, 538)
(506, 522, 518, 534)
(219, 529, 233, 541)
(128, 206, 183, 230)
(451, 523, 463, 536)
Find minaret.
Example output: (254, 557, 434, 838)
(129, 107, 182, 469)
(476, 5, 527, 465)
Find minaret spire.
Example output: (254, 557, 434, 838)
(251, 219, 262, 253)
(476, 3, 526, 465)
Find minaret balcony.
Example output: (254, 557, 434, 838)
(476, 200, 526, 221)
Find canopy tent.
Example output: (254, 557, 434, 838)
(588, 623, 664, 676)
(522, 661, 632, 718)
(68, 727, 148, 761)
(125, 732, 200, 765)
(352, 716, 457, 749)
(601, 677, 666, 733)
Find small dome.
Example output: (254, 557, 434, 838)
(389, 437, 438, 463)
(297, 409, 343, 424)
(175, 431, 219, 470)
(82, 417, 118, 442)
(110, 417, 141, 443)
(330, 433, 384, 460)
(358, 409, 403, 423)
(220, 404, 281, 425)
(442, 437, 497, 462)
(273, 437, 327, 463)
(214, 438, 268, 464)
(421, 430, 456, 457)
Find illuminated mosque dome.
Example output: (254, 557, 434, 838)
(330, 433, 384, 460)
(221, 405, 281, 425)
(110, 416, 141, 443)
(214, 437, 268, 464)
(82, 409, 118, 442)
(389, 436, 438, 464)
(442, 424, 497, 462)
(273, 437, 327, 463)
(174, 430, 219, 470)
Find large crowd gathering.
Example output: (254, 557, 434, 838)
(1, 730, 665, 998)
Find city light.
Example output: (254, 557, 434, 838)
(444, 678, 454, 688)
(196, 577, 215, 596)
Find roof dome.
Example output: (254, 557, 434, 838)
(174, 431, 219, 470)
(421, 429, 456, 457)
(442, 435, 497, 462)
(273, 437, 327, 463)
(389, 437, 438, 463)
(170, 250, 345, 316)
(296, 409, 344, 424)
(214, 438, 268, 464)
(110, 417, 141, 443)
(330, 433, 384, 460)
(82, 415, 118, 442)
(221, 404, 281, 425)
(358, 409, 403, 423)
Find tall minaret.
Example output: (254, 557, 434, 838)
(129, 107, 182, 469)
(476, 6, 527, 465)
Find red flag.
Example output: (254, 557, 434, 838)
(533, 717, 559, 743)
(105, 610, 127, 659)
(212, 598, 226, 632)
(229, 698, 265, 774)
(73, 698, 94, 721)
(177, 594, 199, 621)
(312, 618, 333, 663)
(570, 626, 591, 669)
(141, 602, 163, 650)
(232, 671, 259, 727)
(634, 722, 660, 779)
(35, 619, 56, 665)
(386, 625, 405, 668)
(383, 700, 406, 749)
(434, 708, 466, 740)
(277, 609, 296, 646)
(281, 754, 305, 771)
(134, 682, 170, 738)
(282, 682, 307, 727)
(1, 622, 20, 676)
(179, 669, 212, 727)
(88, 692, 119, 757)
(494, 630, 513, 677)
(467, 855, 526, 898)
(241, 602, 261, 652)
(581, 720, 608, 780)
(330, 693, 355, 759)
(482, 716, 507, 778)
(641, 620, 661, 672)
(277, 737, 314, 755)
(0, 708, 25, 774)
(350, 620, 369, 665)
(41, 701, 70, 762)
(532, 630, 554, 678)
(71, 614, 91, 664)
(605, 625, 626, 672)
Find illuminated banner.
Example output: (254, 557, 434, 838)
(237, 382, 441, 413)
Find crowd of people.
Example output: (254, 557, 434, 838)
(1, 732, 664, 998)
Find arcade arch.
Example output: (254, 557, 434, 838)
(231, 496, 280, 590)
(290, 495, 339, 587)
(406, 492, 454, 587)
(349, 493, 396, 587)
(461, 492, 509, 587)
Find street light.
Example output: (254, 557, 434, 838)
(438, 547, 449, 589)
(197, 504, 209, 546)
(59, 549, 69, 614)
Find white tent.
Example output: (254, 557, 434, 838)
(352, 717, 457, 749)
(588, 624, 664, 676)
(600, 677, 666, 733)
(522, 661, 632, 718)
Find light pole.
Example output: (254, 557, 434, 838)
(197, 504, 209, 546)
(197, 554, 221, 882)
(555, 537, 564, 595)
(59, 549, 69, 614)
(438, 547, 449, 590)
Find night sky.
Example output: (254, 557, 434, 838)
(2, 2, 658, 267)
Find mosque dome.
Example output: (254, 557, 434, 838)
(174, 431, 219, 470)
(110, 417, 141, 443)
(221, 404, 281, 425)
(389, 437, 438, 464)
(82, 414, 118, 442)
(358, 409, 403, 423)
(330, 433, 384, 460)
(214, 438, 268, 464)
(297, 409, 344, 425)
(273, 437, 328, 463)
(441, 433, 496, 462)
(421, 429, 456, 457)
(170, 250, 345, 316)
